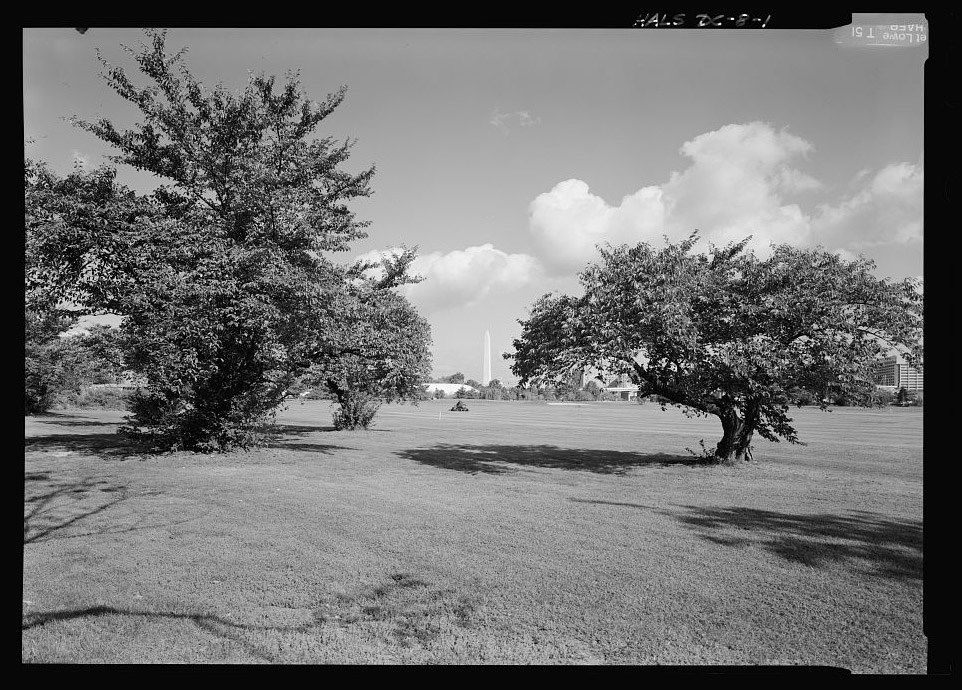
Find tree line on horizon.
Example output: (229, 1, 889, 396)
(426, 370, 922, 407)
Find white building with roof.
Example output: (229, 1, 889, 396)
(422, 383, 480, 397)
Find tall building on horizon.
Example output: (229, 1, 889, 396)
(873, 355, 923, 391)
(482, 330, 492, 385)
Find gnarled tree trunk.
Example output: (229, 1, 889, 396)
(713, 400, 759, 464)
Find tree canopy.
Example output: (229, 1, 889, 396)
(24, 309, 126, 414)
(25, 29, 429, 450)
(302, 248, 432, 429)
(507, 233, 923, 463)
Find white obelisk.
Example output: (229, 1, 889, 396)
(482, 330, 492, 385)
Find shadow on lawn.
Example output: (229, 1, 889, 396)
(31, 418, 123, 428)
(22, 605, 282, 663)
(24, 476, 207, 545)
(25, 432, 143, 460)
(22, 571, 477, 662)
(24, 423, 360, 459)
(569, 498, 660, 510)
(271, 443, 356, 454)
(274, 423, 339, 435)
(669, 505, 923, 581)
(396, 444, 698, 475)
(24, 477, 132, 544)
(273, 423, 391, 437)
(28, 411, 125, 426)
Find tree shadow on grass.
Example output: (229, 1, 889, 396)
(27, 411, 128, 427)
(25, 432, 144, 461)
(22, 571, 477, 662)
(32, 419, 123, 428)
(23, 605, 285, 663)
(24, 475, 211, 545)
(668, 505, 922, 581)
(271, 443, 356, 454)
(273, 423, 339, 435)
(274, 423, 390, 435)
(396, 444, 700, 475)
(569, 498, 661, 510)
(24, 476, 133, 544)
(268, 422, 387, 453)
(25, 425, 362, 459)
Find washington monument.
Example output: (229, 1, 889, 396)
(482, 330, 492, 385)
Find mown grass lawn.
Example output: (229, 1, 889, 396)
(23, 399, 924, 669)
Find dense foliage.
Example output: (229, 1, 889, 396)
(25, 30, 429, 450)
(302, 249, 433, 429)
(24, 311, 125, 414)
(508, 233, 923, 463)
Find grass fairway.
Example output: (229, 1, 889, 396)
(23, 399, 924, 669)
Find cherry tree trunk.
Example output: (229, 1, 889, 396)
(714, 407, 756, 464)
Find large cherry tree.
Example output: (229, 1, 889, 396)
(507, 233, 923, 463)
(27, 29, 426, 451)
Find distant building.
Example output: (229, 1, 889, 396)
(423, 383, 480, 397)
(874, 355, 923, 391)
(603, 373, 640, 401)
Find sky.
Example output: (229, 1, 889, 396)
(23, 20, 926, 384)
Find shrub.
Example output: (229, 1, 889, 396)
(871, 388, 896, 407)
(25, 311, 88, 414)
(121, 389, 277, 452)
(331, 392, 381, 430)
(56, 387, 134, 410)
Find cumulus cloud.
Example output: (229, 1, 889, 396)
(663, 123, 823, 248)
(530, 121, 924, 274)
(831, 247, 860, 263)
(812, 162, 923, 249)
(490, 108, 542, 134)
(529, 180, 665, 273)
(356, 244, 542, 313)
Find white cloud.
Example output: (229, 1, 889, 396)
(831, 247, 859, 263)
(356, 245, 542, 313)
(652, 122, 822, 253)
(812, 162, 923, 250)
(529, 122, 923, 274)
(530, 121, 873, 273)
(517, 110, 541, 127)
(490, 108, 542, 134)
(529, 179, 666, 273)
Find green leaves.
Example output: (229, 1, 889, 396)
(26, 30, 418, 451)
(303, 270, 433, 418)
(509, 233, 923, 455)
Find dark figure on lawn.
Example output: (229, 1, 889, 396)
(450, 400, 469, 412)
